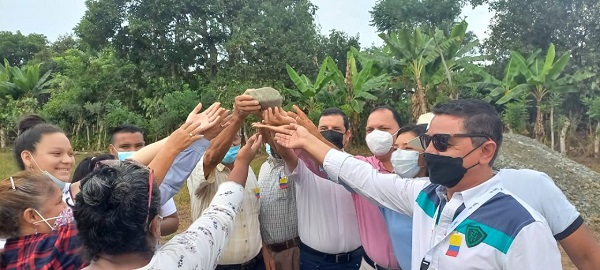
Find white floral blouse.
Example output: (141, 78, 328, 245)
(136, 181, 244, 270)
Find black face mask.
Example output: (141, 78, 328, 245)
(423, 144, 483, 188)
(321, 130, 345, 149)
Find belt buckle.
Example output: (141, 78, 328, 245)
(335, 253, 350, 263)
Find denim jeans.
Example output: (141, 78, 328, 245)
(299, 246, 362, 270)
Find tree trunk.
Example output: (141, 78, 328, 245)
(595, 123, 600, 158)
(560, 118, 570, 155)
(86, 125, 90, 150)
(0, 128, 6, 148)
(550, 106, 555, 151)
(412, 76, 428, 122)
(534, 102, 545, 141)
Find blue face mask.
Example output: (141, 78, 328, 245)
(222, 145, 240, 164)
(117, 151, 135, 161)
(265, 144, 273, 158)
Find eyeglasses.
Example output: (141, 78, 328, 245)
(419, 133, 491, 152)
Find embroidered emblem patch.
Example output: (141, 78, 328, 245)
(445, 232, 462, 257)
(465, 225, 487, 247)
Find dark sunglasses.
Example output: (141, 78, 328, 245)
(419, 133, 491, 152)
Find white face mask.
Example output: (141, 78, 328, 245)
(391, 149, 421, 178)
(365, 129, 395, 156)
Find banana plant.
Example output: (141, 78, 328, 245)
(286, 60, 336, 120)
(326, 48, 390, 143)
(0, 59, 16, 99)
(464, 56, 530, 105)
(9, 63, 53, 99)
(512, 43, 592, 141)
(376, 26, 460, 121)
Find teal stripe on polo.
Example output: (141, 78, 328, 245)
(416, 191, 437, 218)
(455, 219, 515, 254)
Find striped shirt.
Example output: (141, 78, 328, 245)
(258, 157, 299, 244)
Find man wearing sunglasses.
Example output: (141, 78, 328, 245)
(265, 99, 561, 270)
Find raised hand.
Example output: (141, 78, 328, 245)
(272, 124, 314, 149)
(166, 121, 205, 152)
(200, 108, 231, 140)
(288, 105, 320, 137)
(236, 133, 263, 165)
(233, 94, 262, 118)
(262, 107, 296, 126)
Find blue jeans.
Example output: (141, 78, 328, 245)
(299, 246, 362, 270)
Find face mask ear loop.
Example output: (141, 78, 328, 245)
(29, 153, 44, 172)
(10, 176, 16, 190)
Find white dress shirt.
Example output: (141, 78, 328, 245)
(187, 156, 262, 265)
(286, 159, 361, 254)
(136, 181, 244, 269)
(323, 150, 562, 270)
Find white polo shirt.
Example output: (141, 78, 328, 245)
(323, 150, 562, 270)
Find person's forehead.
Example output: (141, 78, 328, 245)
(113, 132, 145, 144)
(396, 131, 417, 145)
(37, 133, 72, 149)
(427, 114, 465, 134)
(367, 109, 398, 129)
(318, 115, 344, 127)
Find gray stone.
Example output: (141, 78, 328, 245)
(244, 87, 284, 110)
(496, 133, 600, 223)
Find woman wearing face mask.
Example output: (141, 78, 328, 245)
(376, 123, 428, 270)
(0, 171, 84, 269)
(390, 124, 428, 178)
(13, 115, 79, 205)
(73, 134, 263, 269)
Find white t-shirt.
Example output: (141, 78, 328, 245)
(500, 168, 582, 239)
(0, 238, 5, 249)
(160, 198, 177, 217)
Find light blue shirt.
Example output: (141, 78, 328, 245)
(380, 207, 413, 270)
(159, 138, 211, 205)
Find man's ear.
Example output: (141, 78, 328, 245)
(108, 144, 118, 157)
(479, 141, 497, 166)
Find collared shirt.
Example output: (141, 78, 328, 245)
(382, 168, 582, 269)
(352, 156, 400, 269)
(324, 150, 562, 270)
(137, 181, 244, 270)
(286, 159, 361, 254)
(1, 224, 84, 270)
(258, 157, 299, 245)
(160, 138, 211, 205)
(187, 156, 262, 265)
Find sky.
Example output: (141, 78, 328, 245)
(0, 0, 493, 46)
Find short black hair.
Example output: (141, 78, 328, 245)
(371, 106, 402, 129)
(320, 108, 349, 131)
(110, 125, 144, 143)
(398, 123, 427, 137)
(71, 154, 117, 183)
(433, 99, 503, 166)
(13, 115, 64, 170)
(73, 161, 160, 261)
